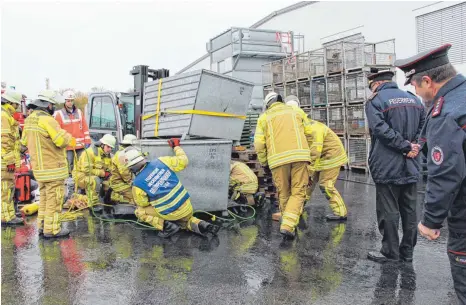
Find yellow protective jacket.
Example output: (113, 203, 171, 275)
(254, 102, 311, 169)
(109, 148, 133, 192)
(132, 147, 192, 220)
(307, 120, 347, 173)
(21, 109, 72, 182)
(75, 144, 112, 181)
(229, 161, 258, 194)
(1, 104, 21, 170)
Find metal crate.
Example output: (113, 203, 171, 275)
(261, 62, 273, 86)
(285, 81, 297, 97)
(263, 86, 273, 99)
(311, 107, 328, 124)
(348, 137, 369, 170)
(345, 71, 371, 104)
(311, 78, 327, 106)
(347, 105, 366, 135)
(297, 81, 311, 106)
(309, 49, 325, 77)
(344, 39, 395, 71)
(325, 42, 344, 74)
(327, 74, 344, 105)
(296, 51, 310, 79)
(328, 106, 345, 135)
(272, 59, 284, 84)
(275, 84, 285, 97)
(284, 57, 297, 82)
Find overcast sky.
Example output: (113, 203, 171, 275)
(2, 0, 293, 97)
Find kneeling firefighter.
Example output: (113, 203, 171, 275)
(122, 138, 220, 238)
(75, 134, 115, 215)
(229, 160, 264, 207)
(286, 95, 348, 221)
(107, 134, 137, 205)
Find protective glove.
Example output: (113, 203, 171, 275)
(7, 164, 15, 173)
(85, 144, 91, 149)
(104, 171, 111, 180)
(167, 138, 180, 148)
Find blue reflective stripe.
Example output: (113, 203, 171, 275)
(154, 185, 184, 209)
(158, 192, 190, 215)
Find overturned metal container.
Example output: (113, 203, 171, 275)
(139, 139, 232, 212)
(141, 70, 254, 140)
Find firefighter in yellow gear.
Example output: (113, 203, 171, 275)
(1, 91, 23, 225)
(75, 134, 115, 213)
(21, 91, 75, 238)
(286, 96, 348, 221)
(254, 92, 311, 240)
(229, 160, 259, 205)
(108, 134, 137, 204)
(122, 138, 220, 238)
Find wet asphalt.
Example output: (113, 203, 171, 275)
(1, 172, 458, 305)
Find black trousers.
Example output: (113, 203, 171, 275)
(375, 183, 418, 259)
(448, 232, 466, 305)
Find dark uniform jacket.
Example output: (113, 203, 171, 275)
(365, 82, 426, 185)
(420, 74, 466, 233)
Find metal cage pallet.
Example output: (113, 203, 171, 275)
(325, 42, 344, 75)
(328, 106, 346, 135)
(344, 39, 396, 73)
(348, 136, 370, 171)
(311, 78, 327, 106)
(285, 80, 298, 97)
(297, 81, 311, 107)
(311, 106, 328, 125)
(326, 74, 345, 106)
(345, 71, 371, 105)
(309, 48, 325, 78)
(346, 105, 367, 135)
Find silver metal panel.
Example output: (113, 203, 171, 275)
(141, 70, 254, 140)
(231, 70, 263, 85)
(139, 139, 232, 212)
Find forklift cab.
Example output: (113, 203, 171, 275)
(86, 91, 136, 148)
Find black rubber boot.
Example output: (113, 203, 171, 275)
(280, 229, 296, 240)
(104, 188, 113, 205)
(43, 227, 70, 239)
(158, 221, 180, 238)
(198, 221, 220, 236)
(367, 251, 398, 263)
(326, 214, 347, 221)
(2, 218, 24, 226)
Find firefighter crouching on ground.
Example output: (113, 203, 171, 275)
(21, 90, 76, 238)
(74, 134, 115, 214)
(53, 90, 91, 173)
(254, 92, 311, 240)
(286, 96, 348, 221)
(122, 138, 220, 238)
(229, 161, 264, 207)
(1, 90, 23, 226)
(107, 134, 137, 204)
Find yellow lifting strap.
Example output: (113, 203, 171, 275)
(141, 78, 247, 137)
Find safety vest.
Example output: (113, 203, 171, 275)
(54, 107, 90, 150)
(133, 159, 190, 215)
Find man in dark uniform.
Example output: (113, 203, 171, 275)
(396, 44, 466, 304)
(365, 69, 426, 263)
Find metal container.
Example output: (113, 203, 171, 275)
(141, 69, 254, 140)
(139, 139, 232, 212)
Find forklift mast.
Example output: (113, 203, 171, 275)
(129, 65, 169, 136)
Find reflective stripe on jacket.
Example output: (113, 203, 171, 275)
(1, 104, 21, 170)
(230, 161, 258, 194)
(54, 107, 91, 150)
(75, 144, 112, 182)
(21, 110, 72, 182)
(254, 103, 311, 169)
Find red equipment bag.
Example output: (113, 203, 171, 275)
(15, 155, 32, 203)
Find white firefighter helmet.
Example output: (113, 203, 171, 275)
(37, 90, 65, 105)
(63, 90, 76, 101)
(99, 134, 116, 148)
(120, 134, 137, 145)
(121, 147, 146, 169)
(285, 95, 300, 107)
(1, 90, 22, 104)
(264, 92, 278, 109)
